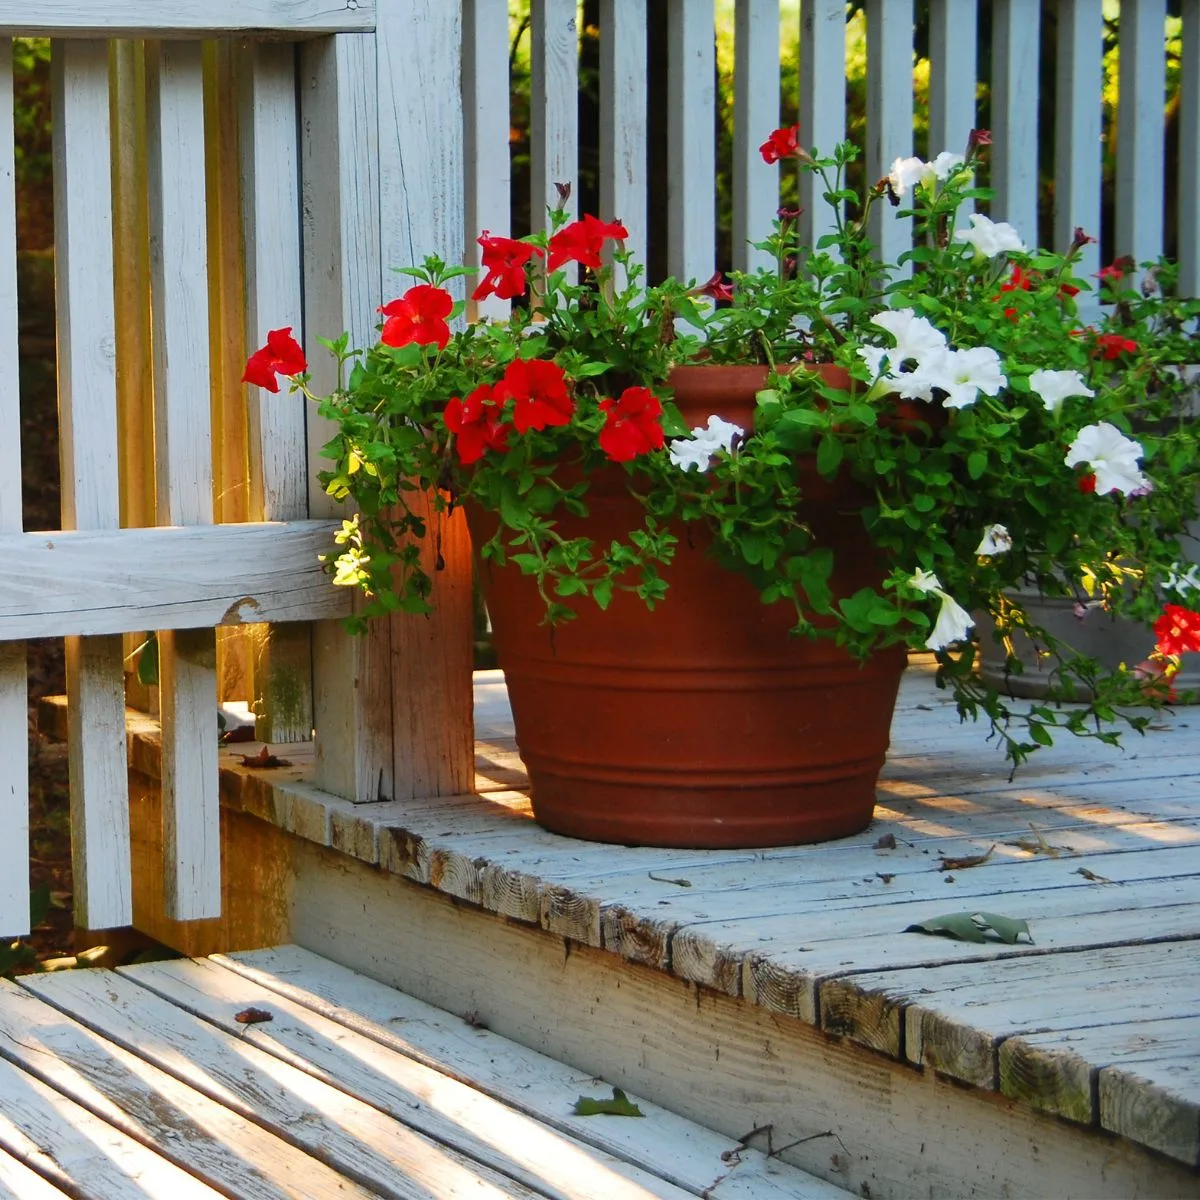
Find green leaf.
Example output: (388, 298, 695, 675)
(572, 1087, 645, 1118)
(816, 434, 844, 477)
(592, 578, 614, 610)
(136, 634, 159, 688)
(967, 450, 987, 480)
(905, 911, 1032, 945)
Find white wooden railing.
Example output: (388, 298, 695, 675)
(1, 0, 1192, 941)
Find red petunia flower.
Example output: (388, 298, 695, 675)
(759, 125, 801, 164)
(493, 358, 575, 433)
(1154, 604, 1200, 659)
(1059, 282, 1080, 299)
(1077, 472, 1097, 494)
(968, 128, 992, 150)
(1097, 256, 1135, 284)
(1094, 333, 1137, 360)
(444, 384, 510, 464)
(472, 232, 543, 302)
(546, 214, 630, 272)
(242, 327, 307, 393)
(598, 386, 665, 463)
(379, 284, 454, 350)
(696, 271, 735, 303)
(996, 265, 1034, 321)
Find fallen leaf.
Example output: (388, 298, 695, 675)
(647, 872, 692, 887)
(905, 911, 1032, 945)
(876, 872, 895, 884)
(239, 746, 292, 769)
(1004, 823, 1070, 858)
(1074, 866, 1115, 884)
(937, 844, 995, 871)
(573, 1087, 644, 1117)
(234, 1007, 273, 1025)
(873, 833, 897, 850)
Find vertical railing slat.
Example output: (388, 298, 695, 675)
(1054, 0, 1103, 283)
(667, 0, 716, 283)
(376, 0, 475, 799)
(798, 0, 846, 257)
(864, 0, 912, 269)
(146, 40, 221, 921)
(732, 0, 780, 273)
(1181, 0, 1200, 296)
(239, 40, 314, 746)
(530, 0, 579, 236)
(599, 0, 648, 267)
(990, 0, 1041, 242)
(927, 0, 976, 162)
(0, 46, 28, 939)
(52, 39, 132, 931)
(464, 0, 513, 319)
(1116, 0, 1167, 265)
(302, 33, 396, 805)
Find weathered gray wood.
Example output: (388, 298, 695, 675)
(0, 1050, 222, 1198)
(1100, 1056, 1200, 1167)
(0, 980, 378, 1199)
(530, 0, 579, 237)
(218, 945, 854, 1200)
(798, 0, 846, 253)
(599, 0, 648, 268)
(990, 0, 1041, 240)
(0, 522, 349, 638)
(123, 957, 703, 1200)
(0, 1147, 72, 1200)
(19, 969, 544, 1199)
(0, 1, 375, 36)
(864, 0, 912, 270)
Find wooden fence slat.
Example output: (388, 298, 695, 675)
(1116, 0, 1168, 265)
(798, 0, 846, 257)
(301, 33, 395, 804)
(990, 0, 1041, 242)
(1053, 0, 1103, 285)
(464, 0, 513, 321)
(732, 0, 780, 273)
(599, 0, 648, 269)
(865, 0, 913, 271)
(530, 0, 579, 237)
(239, 40, 314, 745)
(376, 0, 475, 800)
(146, 40, 220, 921)
(667, 0, 716, 283)
(52, 38, 132, 931)
(0, 47, 28, 939)
(927, 0, 976, 163)
(1182, 0, 1200, 296)
(0, 2, 375, 38)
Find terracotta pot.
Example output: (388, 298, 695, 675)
(468, 363, 906, 847)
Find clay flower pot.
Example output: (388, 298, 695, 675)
(468, 364, 906, 848)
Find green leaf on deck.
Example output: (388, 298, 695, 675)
(573, 1087, 645, 1117)
(905, 911, 1032, 945)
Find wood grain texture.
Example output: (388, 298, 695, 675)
(52, 45, 132, 932)
(0, 522, 349, 638)
(530, 0, 580, 237)
(0, 642, 28, 937)
(667, 0, 716, 283)
(299, 33, 394, 804)
(0, 1146, 72, 1200)
(731, 0, 780, 273)
(1114, 0, 1167, 265)
(0, 1, 374, 36)
(0, 980, 378, 1200)
(599, 0, 648, 269)
(19, 969, 544, 1199)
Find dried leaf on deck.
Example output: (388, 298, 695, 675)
(647, 872, 692, 887)
(873, 833, 897, 850)
(1004, 823, 1070, 858)
(573, 1087, 645, 1117)
(937, 844, 995, 871)
(239, 745, 292, 769)
(234, 1007, 274, 1025)
(1075, 866, 1116, 884)
(905, 911, 1032, 945)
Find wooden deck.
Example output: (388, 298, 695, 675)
(39, 655, 1200, 1196)
(0, 947, 849, 1199)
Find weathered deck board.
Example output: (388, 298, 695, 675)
(3, 953, 849, 1200)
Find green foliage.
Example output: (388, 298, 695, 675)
(905, 911, 1033, 945)
(572, 1087, 645, 1117)
(13, 39, 52, 189)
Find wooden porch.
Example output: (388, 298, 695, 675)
(39, 657, 1200, 1198)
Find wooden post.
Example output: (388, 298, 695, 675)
(731, 0, 779, 273)
(864, 0, 912, 272)
(798, 0, 846, 257)
(52, 38, 133, 930)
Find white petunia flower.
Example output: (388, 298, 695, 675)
(935, 346, 1007, 409)
(870, 309, 948, 364)
(955, 212, 1027, 258)
(857, 344, 890, 378)
(1065, 421, 1150, 496)
(928, 150, 967, 183)
(888, 155, 928, 198)
(1029, 368, 1094, 413)
(909, 567, 942, 594)
(1167, 562, 1200, 594)
(925, 592, 976, 651)
(667, 414, 745, 473)
(975, 524, 1013, 556)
